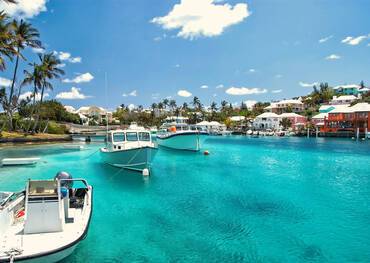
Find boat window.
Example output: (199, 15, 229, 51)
(126, 132, 138, 141)
(107, 134, 112, 143)
(139, 132, 150, 141)
(113, 132, 125, 142)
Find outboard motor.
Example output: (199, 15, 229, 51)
(55, 171, 73, 219)
(55, 171, 73, 188)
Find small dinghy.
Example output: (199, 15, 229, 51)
(1, 157, 40, 166)
(0, 172, 93, 263)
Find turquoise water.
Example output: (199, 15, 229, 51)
(1, 137, 370, 262)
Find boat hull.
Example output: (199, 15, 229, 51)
(156, 132, 208, 151)
(100, 146, 157, 171)
(0, 186, 93, 263)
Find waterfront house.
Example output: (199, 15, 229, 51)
(64, 105, 113, 125)
(264, 98, 304, 114)
(321, 103, 370, 136)
(279, 113, 307, 130)
(253, 112, 280, 130)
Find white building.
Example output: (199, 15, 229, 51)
(64, 105, 113, 125)
(253, 112, 280, 130)
(264, 98, 304, 114)
(330, 95, 357, 105)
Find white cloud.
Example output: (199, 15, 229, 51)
(319, 35, 333, 43)
(56, 87, 91, 100)
(243, 100, 257, 109)
(275, 74, 283, 78)
(57, 63, 66, 68)
(325, 54, 341, 60)
(174, 64, 180, 68)
(200, 85, 208, 89)
(31, 47, 45, 54)
(19, 91, 49, 101)
(151, 0, 250, 39)
(63, 73, 94, 84)
(54, 51, 82, 64)
(225, 87, 267, 95)
(216, 84, 224, 89)
(271, 89, 282, 93)
(341, 35, 369, 46)
(122, 90, 137, 97)
(248, 68, 256, 73)
(299, 81, 318, 87)
(0, 77, 12, 87)
(69, 57, 81, 63)
(177, 89, 192, 97)
(0, 0, 47, 18)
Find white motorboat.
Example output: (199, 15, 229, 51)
(100, 129, 158, 173)
(0, 172, 93, 263)
(156, 116, 208, 151)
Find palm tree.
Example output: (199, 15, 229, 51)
(32, 53, 64, 132)
(210, 101, 217, 112)
(169, 99, 177, 112)
(192, 96, 202, 111)
(151, 103, 157, 110)
(221, 100, 228, 111)
(162, 98, 169, 109)
(182, 102, 188, 111)
(8, 19, 41, 106)
(0, 12, 15, 72)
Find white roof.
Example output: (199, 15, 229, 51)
(330, 104, 353, 113)
(312, 113, 328, 119)
(165, 116, 188, 120)
(256, 112, 279, 118)
(196, 121, 211, 126)
(349, 103, 370, 112)
(280, 113, 305, 118)
(230, 116, 245, 121)
(332, 95, 357, 101)
(209, 121, 223, 126)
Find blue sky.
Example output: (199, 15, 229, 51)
(1, 0, 370, 109)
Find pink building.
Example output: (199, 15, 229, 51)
(279, 113, 307, 130)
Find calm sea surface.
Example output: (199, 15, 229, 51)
(1, 136, 370, 262)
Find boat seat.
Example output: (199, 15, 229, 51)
(69, 188, 86, 209)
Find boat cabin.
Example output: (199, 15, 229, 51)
(106, 130, 153, 151)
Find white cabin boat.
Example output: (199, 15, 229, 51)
(0, 173, 93, 263)
(156, 116, 208, 151)
(100, 129, 158, 173)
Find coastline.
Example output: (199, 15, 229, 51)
(0, 132, 72, 145)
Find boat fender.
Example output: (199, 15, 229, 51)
(204, 150, 210, 155)
(142, 169, 150, 177)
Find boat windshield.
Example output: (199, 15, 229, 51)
(113, 132, 125, 142)
(126, 132, 138, 141)
(138, 132, 150, 141)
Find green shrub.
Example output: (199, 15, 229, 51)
(45, 121, 68, 134)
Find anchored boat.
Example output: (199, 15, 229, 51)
(0, 172, 93, 263)
(156, 116, 208, 151)
(100, 129, 158, 173)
